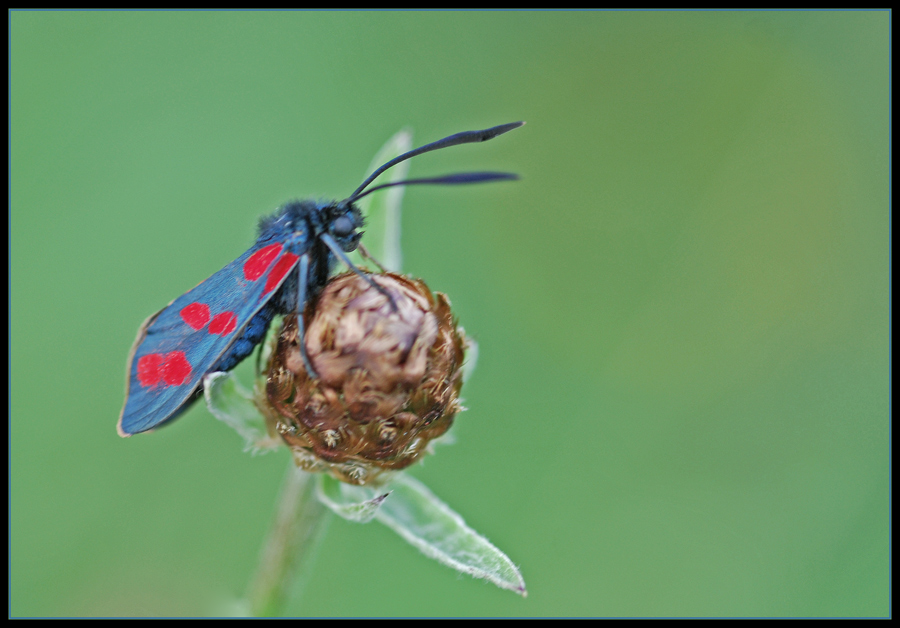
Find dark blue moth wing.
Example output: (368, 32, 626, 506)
(118, 241, 301, 436)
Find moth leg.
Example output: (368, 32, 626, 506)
(320, 233, 398, 312)
(357, 243, 388, 273)
(254, 329, 264, 376)
(296, 254, 319, 379)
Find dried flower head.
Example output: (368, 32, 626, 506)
(261, 272, 466, 485)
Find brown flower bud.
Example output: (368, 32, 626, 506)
(261, 272, 466, 485)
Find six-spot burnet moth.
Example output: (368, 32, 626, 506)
(118, 122, 523, 436)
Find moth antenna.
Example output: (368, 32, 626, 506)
(348, 121, 524, 201)
(349, 172, 519, 202)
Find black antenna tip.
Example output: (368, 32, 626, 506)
(480, 121, 525, 141)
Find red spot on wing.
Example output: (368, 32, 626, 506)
(137, 353, 163, 387)
(180, 302, 211, 330)
(161, 351, 192, 386)
(244, 244, 283, 281)
(209, 311, 237, 335)
(137, 351, 192, 388)
(264, 253, 300, 294)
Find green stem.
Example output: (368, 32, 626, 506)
(247, 464, 331, 617)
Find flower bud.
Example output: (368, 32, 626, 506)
(261, 272, 466, 485)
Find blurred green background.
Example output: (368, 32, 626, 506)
(10, 11, 889, 617)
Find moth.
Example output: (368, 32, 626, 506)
(118, 122, 522, 436)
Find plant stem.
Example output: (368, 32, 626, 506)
(247, 464, 330, 617)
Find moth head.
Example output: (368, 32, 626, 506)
(328, 201, 364, 252)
